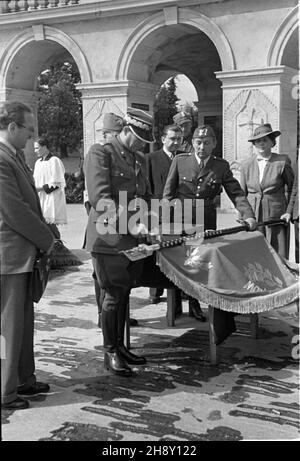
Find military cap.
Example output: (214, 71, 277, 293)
(124, 107, 155, 143)
(248, 123, 281, 142)
(193, 125, 216, 139)
(173, 111, 193, 126)
(100, 113, 124, 132)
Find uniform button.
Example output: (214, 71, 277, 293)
(120, 173, 124, 176)
(183, 176, 186, 180)
(196, 194, 199, 197)
(199, 179, 202, 182)
(197, 185, 201, 189)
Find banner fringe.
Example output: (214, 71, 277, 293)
(157, 255, 299, 314)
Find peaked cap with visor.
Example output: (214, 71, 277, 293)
(124, 108, 155, 143)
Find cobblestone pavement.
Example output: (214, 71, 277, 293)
(1, 248, 299, 442)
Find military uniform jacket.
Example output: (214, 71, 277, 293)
(163, 152, 255, 230)
(84, 136, 151, 254)
(239, 153, 294, 220)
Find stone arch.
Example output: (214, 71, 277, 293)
(0, 25, 92, 89)
(267, 6, 299, 67)
(116, 8, 235, 81)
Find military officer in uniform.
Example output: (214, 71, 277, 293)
(84, 108, 155, 377)
(163, 125, 257, 317)
(82, 112, 138, 328)
(173, 111, 194, 153)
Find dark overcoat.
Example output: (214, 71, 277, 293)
(0, 142, 54, 274)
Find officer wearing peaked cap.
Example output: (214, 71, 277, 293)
(173, 111, 193, 153)
(163, 124, 258, 319)
(84, 107, 155, 377)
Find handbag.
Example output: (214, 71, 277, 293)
(31, 251, 51, 303)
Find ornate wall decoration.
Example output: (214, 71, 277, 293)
(224, 89, 278, 169)
(82, 98, 124, 149)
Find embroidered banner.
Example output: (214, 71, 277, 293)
(156, 230, 299, 314)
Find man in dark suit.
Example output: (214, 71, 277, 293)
(163, 125, 257, 316)
(0, 101, 54, 410)
(146, 124, 183, 309)
(84, 108, 155, 377)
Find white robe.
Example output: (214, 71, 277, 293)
(33, 155, 67, 225)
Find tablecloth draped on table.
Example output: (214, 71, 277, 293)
(156, 230, 299, 314)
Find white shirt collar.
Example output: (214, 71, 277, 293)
(194, 152, 210, 166)
(256, 153, 271, 161)
(163, 146, 175, 159)
(0, 136, 17, 155)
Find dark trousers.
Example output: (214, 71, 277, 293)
(1, 273, 36, 404)
(92, 253, 144, 352)
(92, 270, 104, 315)
(294, 220, 299, 263)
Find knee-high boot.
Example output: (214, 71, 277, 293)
(101, 308, 132, 376)
(117, 292, 146, 365)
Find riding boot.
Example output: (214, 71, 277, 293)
(102, 309, 132, 376)
(117, 292, 147, 365)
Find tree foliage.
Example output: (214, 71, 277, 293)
(37, 62, 82, 157)
(153, 76, 179, 149)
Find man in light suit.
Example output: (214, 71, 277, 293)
(0, 101, 54, 410)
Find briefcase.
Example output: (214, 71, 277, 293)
(31, 251, 51, 303)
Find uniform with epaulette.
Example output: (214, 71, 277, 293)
(163, 125, 257, 321)
(84, 108, 155, 377)
(163, 128, 256, 231)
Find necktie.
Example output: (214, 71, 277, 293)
(16, 150, 34, 181)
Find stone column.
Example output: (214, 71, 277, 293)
(77, 80, 157, 155)
(0, 87, 39, 168)
(194, 98, 222, 125)
(216, 66, 298, 210)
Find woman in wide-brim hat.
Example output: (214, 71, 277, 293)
(239, 123, 294, 258)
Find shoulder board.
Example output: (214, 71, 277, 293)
(213, 156, 226, 162)
(177, 152, 192, 157)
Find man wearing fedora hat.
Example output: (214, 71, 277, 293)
(84, 108, 155, 377)
(240, 123, 294, 258)
(164, 124, 257, 320)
